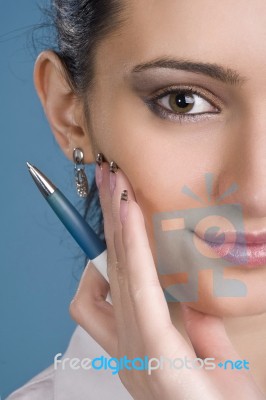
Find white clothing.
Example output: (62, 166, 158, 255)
(6, 325, 133, 400)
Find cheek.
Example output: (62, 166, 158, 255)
(88, 84, 228, 221)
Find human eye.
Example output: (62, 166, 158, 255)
(144, 85, 221, 123)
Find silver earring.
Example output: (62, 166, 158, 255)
(73, 148, 89, 198)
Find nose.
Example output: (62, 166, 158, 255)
(214, 115, 266, 218)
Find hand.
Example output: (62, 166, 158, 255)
(69, 162, 265, 400)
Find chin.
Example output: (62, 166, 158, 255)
(185, 296, 266, 318)
(176, 267, 266, 318)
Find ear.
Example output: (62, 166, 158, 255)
(33, 50, 95, 163)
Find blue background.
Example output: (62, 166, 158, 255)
(0, 1, 92, 397)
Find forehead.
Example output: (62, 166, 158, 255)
(95, 0, 266, 80)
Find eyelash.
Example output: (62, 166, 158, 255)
(145, 85, 221, 123)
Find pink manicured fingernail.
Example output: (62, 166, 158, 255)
(109, 170, 117, 196)
(120, 190, 128, 223)
(95, 164, 103, 188)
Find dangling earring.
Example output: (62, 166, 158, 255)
(73, 148, 89, 198)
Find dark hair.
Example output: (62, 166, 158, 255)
(52, 0, 128, 94)
(42, 0, 129, 248)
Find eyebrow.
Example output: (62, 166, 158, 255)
(132, 57, 247, 86)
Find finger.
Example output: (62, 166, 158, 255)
(120, 196, 181, 348)
(69, 261, 117, 356)
(96, 162, 117, 266)
(96, 162, 124, 323)
(110, 168, 136, 291)
(180, 304, 264, 398)
(111, 168, 136, 264)
(110, 169, 142, 354)
(180, 304, 238, 360)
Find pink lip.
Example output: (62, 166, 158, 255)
(194, 230, 266, 268)
(197, 230, 266, 245)
(242, 232, 266, 244)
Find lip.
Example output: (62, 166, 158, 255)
(196, 230, 266, 244)
(194, 230, 266, 267)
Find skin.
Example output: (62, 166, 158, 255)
(34, 0, 266, 397)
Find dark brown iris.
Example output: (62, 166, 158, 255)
(169, 93, 195, 113)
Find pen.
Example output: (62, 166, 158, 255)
(26, 162, 109, 283)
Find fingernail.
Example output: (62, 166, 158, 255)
(95, 163, 103, 188)
(96, 153, 104, 167)
(109, 161, 118, 173)
(109, 170, 116, 196)
(109, 161, 118, 196)
(120, 190, 128, 223)
(110, 172, 116, 196)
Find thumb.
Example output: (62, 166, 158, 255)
(180, 304, 238, 361)
(180, 304, 265, 399)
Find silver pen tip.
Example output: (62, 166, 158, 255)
(26, 161, 33, 170)
(26, 161, 56, 197)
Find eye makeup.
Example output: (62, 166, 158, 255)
(128, 68, 231, 104)
(143, 84, 222, 123)
(127, 68, 232, 124)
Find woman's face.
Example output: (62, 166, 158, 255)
(85, 0, 266, 317)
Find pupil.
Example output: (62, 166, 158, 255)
(176, 94, 190, 108)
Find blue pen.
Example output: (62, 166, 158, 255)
(26, 162, 109, 283)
